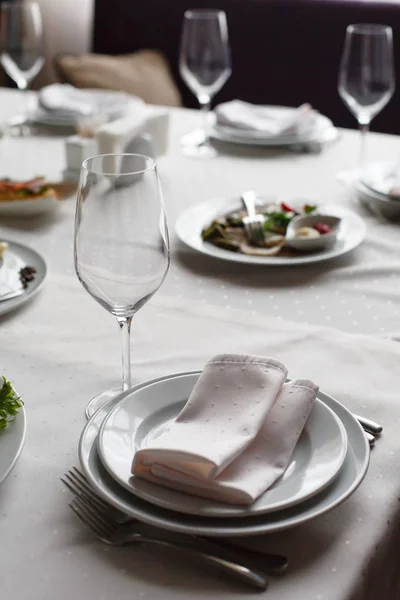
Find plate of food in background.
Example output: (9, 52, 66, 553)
(0, 177, 76, 217)
(175, 196, 366, 266)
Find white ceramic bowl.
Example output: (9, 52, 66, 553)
(286, 214, 341, 251)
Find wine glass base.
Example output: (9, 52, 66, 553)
(85, 386, 122, 420)
(182, 143, 217, 158)
(180, 129, 217, 158)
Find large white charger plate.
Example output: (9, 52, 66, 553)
(0, 404, 26, 484)
(79, 371, 370, 537)
(97, 374, 348, 517)
(210, 107, 336, 147)
(175, 199, 366, 266)
(0, 241, 47, 316)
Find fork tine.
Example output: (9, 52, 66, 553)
(68, 467, 109, 510)
(61, 472, 107, 513)
(73, 494, 119, 532)
(69, 499, 113, 541)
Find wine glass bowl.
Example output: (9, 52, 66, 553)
(338, 23, 395, 170)
(74, 154, 170, 418)
(0, 1, 44, 131)
(180, 9, 231, 157)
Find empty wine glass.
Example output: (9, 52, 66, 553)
(74, 154, 170, 418)
(0, 1, 44, 130)
(338, 24, 395, 173)
(180, 9, 231, 158)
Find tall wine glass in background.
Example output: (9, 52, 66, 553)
(180, 9, 231, 157)
(338, 24, 395, 173)
(0, 1, 44, 130)
(74, 154, 170, 418)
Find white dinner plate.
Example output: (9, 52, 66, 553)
(0, 194, 60, 217)
(0, 241, 47, 316)
(79, 371, 370, 537)
(175, 199, 366, 266)
(0, 403, 26, 484)
(97, 375, 348, 517)
(31, 91, 145, 127)
(210, 107, 335, 146)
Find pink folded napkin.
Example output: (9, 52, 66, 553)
(214, 100, 317, 136)
(132, 354, 319, 505)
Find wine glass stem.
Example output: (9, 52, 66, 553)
(359, 121, 370, 174)
(117, 316, 132, 391)
(199, 95, 211, 146)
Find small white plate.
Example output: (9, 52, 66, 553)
(97, 374, 347, 517)
(0, 241, 47, 316)
(79, 371, 370, 537)
(0, 403, 26, 484)
(175, 199, 366, 266)
(0, 194, 60, 217)
(210, 107, 335, 147)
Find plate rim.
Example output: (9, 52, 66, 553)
(210, 105, 334, 146)
(175, 199, 367, 266)
(97, 377, 348, 517)
(79, 370, 370, 536)
(0, 240, 47, 316)
(0, 403, 26, 484)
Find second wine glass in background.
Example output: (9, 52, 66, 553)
(338, 23, 395, 173)
(74, 153, 170, 418)
(180, 9, 231, 158)
(0, 1, 44, 132)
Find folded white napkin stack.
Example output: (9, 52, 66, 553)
(132, 354, 318, 505)
(39, 84, 134, 119)
(214, 101, 318, 137)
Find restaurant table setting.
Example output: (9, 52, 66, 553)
(2, 9, 400, 597)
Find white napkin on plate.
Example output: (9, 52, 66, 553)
(38, 83, 133, 119)
(214, 100, 318, 137)
(132, 354, 319, 505)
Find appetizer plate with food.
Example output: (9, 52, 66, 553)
(175, 196, 366, 266)
(0, 177, 61, 217)
(0, 240, 47, 316)
(0, 377, 26, 485)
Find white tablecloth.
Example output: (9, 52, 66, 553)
(1, 90, 400, 599)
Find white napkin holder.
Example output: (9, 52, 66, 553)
(63, 107, 169, 181)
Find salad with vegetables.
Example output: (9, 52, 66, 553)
(0, 377, 23, 430)
(201, 200, 335, 257)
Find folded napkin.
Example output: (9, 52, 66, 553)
(132, 354, 319, 505)
(214, 100, 318, 136)
(39, 84, 133, 119)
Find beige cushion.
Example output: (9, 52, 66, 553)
(56, 50, 182, 107)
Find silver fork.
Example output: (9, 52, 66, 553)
(61, 467, 289, 575)
(69, 494, 270, 591)
(241, 190, 266, 246)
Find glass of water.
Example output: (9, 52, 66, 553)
(180, 9, 231, 158)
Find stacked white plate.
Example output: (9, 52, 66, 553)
(30, 89, 145, 128)
(209, 105, 337, 148)
(354, 162, 400, 219)
(79, 371, 370, 537)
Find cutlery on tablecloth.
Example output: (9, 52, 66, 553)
(61, 467, 289, 575)
(68, 495, 269, 591)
